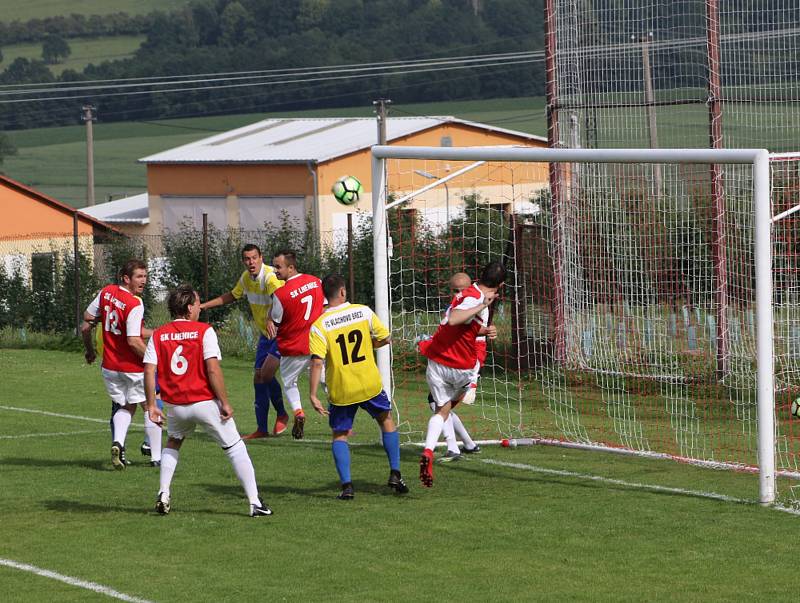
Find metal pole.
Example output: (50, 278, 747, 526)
(73, 212, 81, 336)
(202, 213, 209, 301)
(82, 105, 95, 207)
(347, 212, 355, 302)
(707, 0, 728, 378)
(371, 153, 392, 401)
(544, 0, 567, 363)
(753, 149, 775, 504)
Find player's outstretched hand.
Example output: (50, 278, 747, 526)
(219, 401, 234, 421)
(84, 349, 96, 365)
(310, 395, 329, 416)
(266, 319, 277, 339)
(484, 325, 498, 340)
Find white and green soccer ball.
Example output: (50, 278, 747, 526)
(792, 398, 800, 419)
(332, 175, 363, 206)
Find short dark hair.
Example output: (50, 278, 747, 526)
(241, 243, 262, 259)
(168, 284, 197, 318)
(479, 261, 506, 288)
(322, 274, 346, 300)
(118, 259, 146, 282)
(273, 249, 297, 268)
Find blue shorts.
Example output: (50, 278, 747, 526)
(255, 334, 280, 369)
(329, 390, 392, 433)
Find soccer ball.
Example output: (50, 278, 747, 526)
(332, 175, 363, 206)
(791, 398, 800, 418)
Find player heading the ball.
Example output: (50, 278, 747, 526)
(270, 249, 325, 439)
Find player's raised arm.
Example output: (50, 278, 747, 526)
(447, 291, 496, 326)
(200, 291, 236, 311)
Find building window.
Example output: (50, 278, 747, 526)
(440, 136, 452, 147)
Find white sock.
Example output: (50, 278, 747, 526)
(451, 412, 476, 450)
(442, 416, 459, 454)
(424, 414, 446, 452)
(143, 411, 163, 462)
(284, 387, 303, 413)
(225, 440, 261, 505)
(160, 448, 179, 496)
(112, 409, 132, 446)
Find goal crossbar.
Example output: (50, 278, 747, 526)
(371, 145, 776, 504)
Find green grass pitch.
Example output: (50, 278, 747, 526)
(1, 348, 799, 601)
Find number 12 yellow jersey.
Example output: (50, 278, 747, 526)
(309, 302, 390, 406)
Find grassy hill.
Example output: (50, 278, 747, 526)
(0, 35, 145, 76)
(0, 0, 191, 22)
(1, 96, 548, 207)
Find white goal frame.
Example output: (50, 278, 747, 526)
(371, 145, 776, 504)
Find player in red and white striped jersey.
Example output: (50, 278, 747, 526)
(81, 259, 162, 470)
(144, 284, 272, 517)
(418, 261, 506, 487)
(269, 250, 325, 439)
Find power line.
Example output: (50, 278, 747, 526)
(0, 50, 541, 94)
(0, 56, 543, 105)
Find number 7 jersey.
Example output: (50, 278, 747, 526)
(309, 302, 390, 406)
(271, 273, 325, 356)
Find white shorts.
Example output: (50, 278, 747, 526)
(279, 355, 311, 390)
(164, 400, 241, 448)
(101, 368, 146, 406)
(426, 359, 477, 407)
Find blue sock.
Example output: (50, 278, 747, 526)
(332, 440, 351, 484)
(254, 383, 270, 433)
(382, 430, 401, 472)
(268, 378, 287, 417)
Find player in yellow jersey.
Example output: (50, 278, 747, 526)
(309, 274, 409, 500)
(200, 244, 288, 439)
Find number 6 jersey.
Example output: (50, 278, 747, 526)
(144, 320, 220, 405)
(309, 302, 390, 406)
(86, 284, 144, 373)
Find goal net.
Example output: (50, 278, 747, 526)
(546, 0, 800, 154)
(371, 145, 786, 505)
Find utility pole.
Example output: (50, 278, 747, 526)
(82, 105, 96, 206)
(373, 98, 391, 145)
(635, 32, 661, 194)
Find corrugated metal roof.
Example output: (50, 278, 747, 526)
(139, 116, 546, 164)
(79, 193, 149, 224)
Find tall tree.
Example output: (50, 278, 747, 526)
(41, 34, 71, 64)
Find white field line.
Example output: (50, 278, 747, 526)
(479, 458, 800, 517)
(0, 558, 155, 603)
(0, 405, 142, 430)
(0, 429, 104, 440)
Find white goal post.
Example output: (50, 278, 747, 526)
(371, 145, 776, 504)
